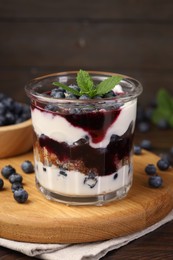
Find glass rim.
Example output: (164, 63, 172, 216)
(25, 71, 143, 104)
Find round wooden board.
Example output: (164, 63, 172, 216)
(0, 150, 173, 244)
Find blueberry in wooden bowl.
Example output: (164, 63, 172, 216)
(0, 93, 33, 158)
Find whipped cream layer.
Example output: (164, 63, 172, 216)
(31, 99, 137, 149)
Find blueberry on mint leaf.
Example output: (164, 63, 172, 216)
(21, 160, 34, 173)
(1, 165, 16, 179)
(0, 178, 4, 190)
(13, 189, 28, 203)
(145, 164, 157, 175)
(157, 159, 170, 171)
(9, 173, 23, 184)
(148, 175, 163, 188)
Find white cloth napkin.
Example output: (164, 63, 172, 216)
(1, 209, 173, 260)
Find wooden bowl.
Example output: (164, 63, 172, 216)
(0, 119, 33, 158)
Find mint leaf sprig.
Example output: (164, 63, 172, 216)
(152, 89, 173, 128)
(53, 69, 123, 98)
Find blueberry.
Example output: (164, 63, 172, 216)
(113, 173, 118, 180)
(157, 119, 169, 130)
(79, 95, 90, 100)
(50, 88, 65, 97)
(59, 170, 67, 177)
(2, 97, 14, 111)
(103, 91, 115, 98)
(0, 102, 6, 115)
(21, 160, 34, 173)
(11, 182, 23, 192)
(0, 115, 6, 126)
(0, 92, 7, 101)
(20, 110, 31, 122)
(44, 104, 58, 112)
(160, 153, 171, 165)
(140, 139, 152, 150)
(13, 189, 28, 203)
(148, 175, 163, 188)
(73, 136, 89, 146)
(68, 84, 80, 92)
(133, 145, 142, 155)
(5, 111, 16, 125)
(84, 171, 98, 188)
(66, 94, 78, 99)
(110, 134, 119, 142)
(13, 101, 24, 115)
(145, 164, 157, 175)
(52, 91, 65, 99)
(138, 121, 150, 133)
(157, 159, 170, 171)
(69, 107, 81, 114)
(1, 165, 16, 179)
(93, 95, 102, 99)
(9, 173, 23, 184)
(0, 178, 4, 190)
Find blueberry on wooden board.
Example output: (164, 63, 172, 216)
(21, 160, 34, 173)
(13, 189, 28, 203)
(157, 159, 170, 171)
(0, 178, 4, 190)
(145, 164, 157, 175)
(11, 182, 23, 192)
(148, 175, 163, 188)
(1, 165, 16, 179)
(133, 145, 142, 155)
(9, 173, 23, 184)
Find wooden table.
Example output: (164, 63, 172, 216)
(0, 127, 173, 260)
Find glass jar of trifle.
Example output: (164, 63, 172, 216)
(25, 70, 142, 205)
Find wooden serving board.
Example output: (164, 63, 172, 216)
(0, 151, 173, 244)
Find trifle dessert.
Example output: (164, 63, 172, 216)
(25, 70, 142, 205)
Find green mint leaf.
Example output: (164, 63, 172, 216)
(53, 70, 123, 98)
(96, 76, 123, 96)
(76, 69, 94, 94)
(52, 82, 80, 96)
(169, 115, 173, 127)
(156, 89, 172, 111)
(152, 108, 171, 124)
(151, 89, 173, 126)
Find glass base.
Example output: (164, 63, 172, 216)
(36, 178, 132, 206)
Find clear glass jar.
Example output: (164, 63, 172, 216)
(25, 71, 142, 205)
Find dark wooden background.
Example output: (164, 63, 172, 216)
(0, 0, 173, 105)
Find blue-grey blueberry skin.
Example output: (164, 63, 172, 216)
(13, 189, 29, 203)
(148, 175, 163, 188)
(21, 160, 34, 174)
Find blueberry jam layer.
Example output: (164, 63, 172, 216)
(63, 108, 121, 143)
(34, 121, 134, 177)
(32, 104, 121, 144)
